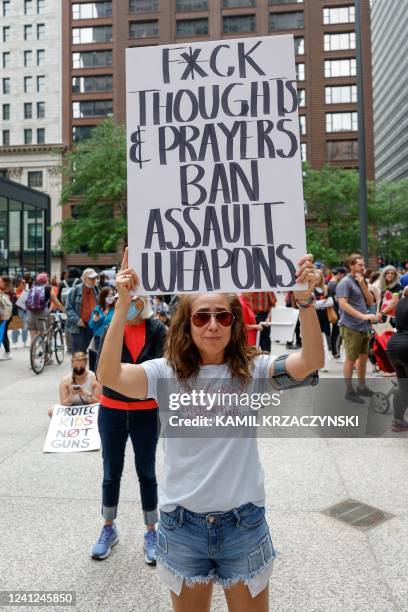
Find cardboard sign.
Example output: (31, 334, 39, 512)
(43, 404, 100, 453)
(126, 35, 306, 294)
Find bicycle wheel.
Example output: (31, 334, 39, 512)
(30, 335, 46, 374)
(54, 329, 64, 364)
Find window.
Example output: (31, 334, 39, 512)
(324, 58, 356, 78)
(24, 102, 33, 118)
(3, 130, 10, 146)
(269, 11, 304, 30)
(72, 50, 113, 68)
(176, 0, 208, 9)
(72, 100, 113, 118)
(270, 0, 303, 4)
(24, 0, 33, 14)
(130, 0, 159, 12)
(72, 125, 96, 142)
(37, 102, 45, 118)
(28, 171, 43, 187)
(300, 142, 307, 161)
(176, 18, 208, 36)
(72, 2, 112, 19)
(37, 0, 45, 13)
(37, 49, 45, 66)
(37, 23, 45, 39)
(37, 128, 45, 144)
(297, 89, 306, 107)
(24, 76, 32, 93)
(324, 32, 355, 51)
(24, 24, 33, 40)
(223, 15, 256, 33)
(37, 76, 45, 92)
(72, 26, 112, 43)
(2, 104, 10, 120)
(129, 20, 159, 37)
(296, 63, 305, 80)
(24, 50, 33, 66)
(72, 75, 113, 93)
(223, 0, 255, 6)
(327, 140, 358, 160)
(326, 111, 358, 132)
(3, 77, 10, 94)
(2, 52, 10, 68)
(3, 1, 10, 16)
(3, 26, 10, 42)
(24, 129, 33, 144)
(299, 115, 306, 135)
(323, 6, 355, 25)
(294, 36, 304, 54)
(325, 85, 357, 104)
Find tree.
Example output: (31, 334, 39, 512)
(371, 179, 408, 265)
(58, 119, 127, 257)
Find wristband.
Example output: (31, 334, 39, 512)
(294, 294, 316, 309)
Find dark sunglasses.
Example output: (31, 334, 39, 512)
(191, 311, 235, 328)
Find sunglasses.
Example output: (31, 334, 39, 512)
(191, 311, 235, 328)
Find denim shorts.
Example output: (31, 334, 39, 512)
(156, 503, 276, 598)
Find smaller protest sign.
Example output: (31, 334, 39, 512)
(43, 403, 100, 453)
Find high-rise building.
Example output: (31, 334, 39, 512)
(62, 0, 374, 268)
(0, 0, 63, 276)
(371, 0, 408, 181)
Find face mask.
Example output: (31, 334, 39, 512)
(73, 367, 86, 376)
(83, 281, 94, 288)
(106, 296, 115, 305)
(126, 300, 144, 321)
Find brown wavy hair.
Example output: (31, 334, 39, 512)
(165, 294, 260, 383)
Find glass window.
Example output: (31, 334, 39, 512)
(300, 142, 307, 161)
(28, 171, 43, 188)
(327, 140, 358, 160)
(2, 77, 10, 94)
(24, 129, 33, 144)
(326, 111, 358, 132)
(2, 52, 10, 68)
(72, 100, 113, 118)
(3, 26, 10, 42)
(324, 32, 355, 51)
(2, 104, 10, 120)
(296, 63, 305, 80)
(130, 0, 159, 12)
(3, 1, 10, 16)
(222, 0, 255, 6)
(37, 0, 45, 13)
(324, 58, 356, 78)
(24, 25, 33, 40)
(299, 115, 306, 135)
(72, 125, 96, 142)
(72, 2, 112, 20)
(72, 26, 112, 43)
(129, 20, 159, 37)
(325, 85, 357, 104)
(294, 36, 304, 54)
(72, 75, 113, 93)
(37, 49, 45, 66)
(223, 15, 256, 33)
(176, 0, 208, 8)
(269, 0, 303, 4)
(2, 130, 10, 145)
(37, 23, 45, 39)
(323, 6, 355, 25)
(24, 102, 33, 119)
(297, 89, 306, 107)
(24, 0, 33, 15)
(37, 128, 45, 144)
(37, 76, 45, 92)
(24, 76, 32, 93)
(37, 102, 45, 118)
(72, 50, 113, 68)
(176, 18, 208, 36)
(269, 11, 304, 30)
(24, 50, 33, 67)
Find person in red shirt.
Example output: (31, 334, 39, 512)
(239, 294, 263, 346)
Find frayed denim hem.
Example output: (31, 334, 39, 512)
(156, 555, 216, 596)
(217, 550, 277, 597)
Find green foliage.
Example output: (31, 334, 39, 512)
(57, 119, 127, 257)
(371, 179, 408, 263)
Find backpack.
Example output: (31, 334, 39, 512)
(26, 285, 47, 311)
(61, 278, 80, 306)
(368, 330, 395, 374)
(0, 293, 12, 320)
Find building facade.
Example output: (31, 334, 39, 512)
(62, 0, 374, 267)
(371, 0, 408, 181)
(0, 0, 63, 276)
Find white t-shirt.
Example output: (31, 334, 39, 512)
(141, 353, 275, 513)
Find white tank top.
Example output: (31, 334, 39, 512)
(71, 371, 95, 406)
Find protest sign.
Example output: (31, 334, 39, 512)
(126, 35, 306, 294)
(43, 404, 100, 453)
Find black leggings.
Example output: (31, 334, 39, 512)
(387, 333, 408, 423)
(1, 318, 10, 353)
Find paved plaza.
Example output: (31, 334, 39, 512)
(0, 344, 407, 612)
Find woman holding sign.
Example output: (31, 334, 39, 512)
(97, 249, 323, 612)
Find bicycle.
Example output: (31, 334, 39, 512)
(30, 312, 66, 375)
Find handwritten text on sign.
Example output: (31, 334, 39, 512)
(126, 36, 306, 294)
(43, 404, 100, 453)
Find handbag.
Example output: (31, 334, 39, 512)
(327, 306, 338, 325)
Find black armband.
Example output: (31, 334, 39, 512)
(270, 354, 319, 390)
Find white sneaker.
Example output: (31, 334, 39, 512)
(0, 353, 12, 360)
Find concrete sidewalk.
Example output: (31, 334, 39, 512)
(0, 345, 407, 611)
